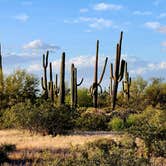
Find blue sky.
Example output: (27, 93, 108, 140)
(0, 0, 166, 87)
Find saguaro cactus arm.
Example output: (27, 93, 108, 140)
(77, 78, 84, 86)
(98, 57, 108, 84)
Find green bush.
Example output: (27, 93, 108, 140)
(127, 107, 166, 158)
(108, 117, 124, 131)
(126, 114, 138, 127)
(55, 138, 148, 166)
(76, 108, 108, 130)
(1, 100, 76, 135)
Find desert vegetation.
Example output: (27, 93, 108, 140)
(0, 32, 165, 165)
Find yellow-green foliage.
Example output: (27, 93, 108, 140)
(108, 117, 124, 131)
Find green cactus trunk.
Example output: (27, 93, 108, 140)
(122, 62, 131, 102)
(0, 44, 3, 93)
(0, 44, 4, 108)
(54, 74, 59, 98)
(41, 51, 49, 99)
(93, 40, 99, 108)
(49, 62, 54, 101)
(71, 63, 83, 108)
(59, 52, 65, 105)
(71, 64, 75, 107)
(111, 32, 125, 110)
(90, 40, 108, 108)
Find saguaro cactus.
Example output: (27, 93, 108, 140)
(59, 52, 65, 105)
(49, 62, 54, 101)
(54, 74, 59, 98)
(90, 40, 108, 108)
(111, 32, 125, 110)
(122, 62, 131, 101)
(41, 51, 49, 99)
(0, 44, 3, 91)
(71, 64, 83, 107)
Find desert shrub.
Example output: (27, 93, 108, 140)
(77, 88, 93, 107)
(151, 141, 166, 157)
(145, 78, 166, 109)
(127, 107, 166, 158)
(76, 108, 108, 130)
(1, 100, 76, 135)
(126, 114, 139, 127)
(3, 70, 39, 107)
(55, 138, 148, 166)
(108, 117, 124, 131)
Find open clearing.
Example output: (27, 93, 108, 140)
(0, 129, 124, 161)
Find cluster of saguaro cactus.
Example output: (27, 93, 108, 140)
(71, 63, 83, 108)
(41, 51, 60, 102)
(122, 62, 131, 101)
(40, 31, 130, 109)
(89, 40, 108, 108)
(110, 32, 126, 110)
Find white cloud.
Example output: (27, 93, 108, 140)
(68, 17, 113, 30)
(23, 40, 60, 51)
(130, 61, 166, 75)
(157, 26, 166, 34)
(144, 21, 160, 29)
(157, 13, 166, 19)
(80, 8, 89, 13)
(13, 14, 29, 22)
(133, 11, 152, 16)
(28, 64, 41, 72)
(89, 18, 112, 29)
(145, 21, 166, 34)
(93, 2, 122, 11)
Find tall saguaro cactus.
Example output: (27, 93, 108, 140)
(41, 51, 49, 99)
(54, 74, 59, 98)
(71, 64, 83, 107)
(122, 62, 131, 101)
(49, 62, 54, 101)
(0, 44, 3, 90)
(111, 32, 125, 110)
(90, 40, 108, 108)
(59, 52, 65, 105)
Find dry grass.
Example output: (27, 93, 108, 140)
(0, 129, 123, 150)
(0, 129, 124, 162)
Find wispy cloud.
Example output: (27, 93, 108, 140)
(133, 11, 152, 16)
(23, 40, 60, 51)
(157, 13, 166, 19)
(157, 26, 166, 34)
(131, 61, 166, 75)
(28, 64, 41, 72)
(13, 13, 29, 22)
(144, 21, 160, 29)
(144, 21, 166, 34)
(93, 2, 123, 11)
(79, 8, 89, 13)
(64, 17, 113, 30)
